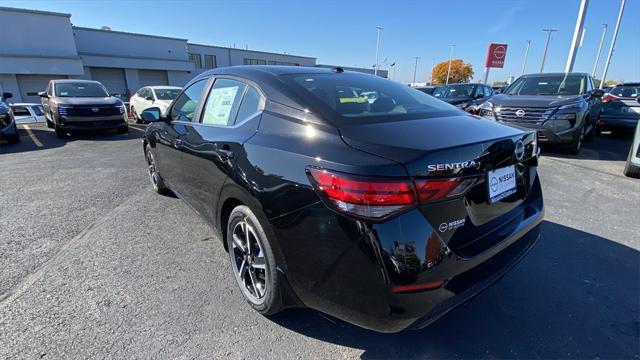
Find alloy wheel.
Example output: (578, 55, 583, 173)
(146, 149, 158, 188)
(231, 220, 268, 301)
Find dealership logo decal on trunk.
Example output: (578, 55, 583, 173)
(438, 218, 466, 232)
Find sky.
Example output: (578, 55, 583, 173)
(3, 0, 639, 84)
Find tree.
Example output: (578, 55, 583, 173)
(431, 59, 473, 85)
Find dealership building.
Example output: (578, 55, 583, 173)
(0, 6, 386, 103)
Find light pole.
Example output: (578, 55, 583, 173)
(522, 40, 531, 75)
(592, 23, 608, 77)
(445, 45, 455, 85)
(565, 0, 589, 73)
(430, 59, 434, 84)
(600, 0, 625, 88)
(412, 57, 420, 84)
(374, 26, 383, 76)
(540, 28, 557, 72)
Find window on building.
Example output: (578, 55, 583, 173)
(204, 55, 217, 69)
(243, 58, 267, 65)
(266, 60, 298, 66)
(189, 53, 202, 69)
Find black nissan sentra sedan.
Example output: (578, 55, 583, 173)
(140, 66, 543, 333)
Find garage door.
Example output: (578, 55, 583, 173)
(138, 70, 168, 87)
(17, 75, 63, 103)
(90, 67, 127, 95)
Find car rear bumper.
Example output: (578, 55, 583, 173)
(271, 172, 544, 333)
(596, 116, 639, 131)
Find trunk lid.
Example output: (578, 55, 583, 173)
(339, 114, 538, 258)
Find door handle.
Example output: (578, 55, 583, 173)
(174, 138, 183, 148)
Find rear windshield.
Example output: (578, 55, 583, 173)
(505, 75, 586, 96)
(433, 84, 475, 98)
(610, 85, 640, 98)
(55, 83, 109, 97)
(281, 73, 454, 122)
(154, 88, 181, 100)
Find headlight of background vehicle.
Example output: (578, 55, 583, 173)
(456, 102, 469, 109)
(479, 101, 495, 118)
(545, 112, 576, 132)
(0, 113, 9, 128)
(57, 105, 72, 117)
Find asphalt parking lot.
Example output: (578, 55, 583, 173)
(1, 122, 639, 359)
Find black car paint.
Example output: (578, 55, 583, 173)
(0, 99, 19, 143)
(143, 66, 543, 332)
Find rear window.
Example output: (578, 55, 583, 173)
(610, 86, 640, 98)
(433, 84, 475, 98)
(154, 88, 181, 100)
(282, 73, 454, 123)
(55, 83, 109, 97)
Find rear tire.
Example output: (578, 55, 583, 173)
(227, 205, 283, 316)
(132, 106, 142, 124)
(145, 144, 169, 194)
(623, 146, 640, 178)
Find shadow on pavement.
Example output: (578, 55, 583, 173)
(271, 221, 639, 359)
(543, 131, 633, 161)
(0, 125, 143, 155)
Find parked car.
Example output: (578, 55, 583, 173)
(140, 66, 543, 333)
(478, 72, 603, 154)
(10, 103, 46, 124)
(414, 85, 440, 95)
(129, 86, 181, 123)
(432, 83, 494, 113)
(0, 92, 19, 144)
(596, 82, 640, 134)
(39, 80, 128, 138)
(623, 98, 640, 178)
(492, 85, 507, 94)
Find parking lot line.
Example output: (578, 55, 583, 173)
(21, 124, 43, 147)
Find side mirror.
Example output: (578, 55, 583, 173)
(141, 107, 162, 122)
(38, 91, 48, 98)
(2, 92, 13, 99)
(591, 89, 605, 98)
(145, 96, 154, 101)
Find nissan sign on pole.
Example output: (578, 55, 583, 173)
(483, 43, 508, 84)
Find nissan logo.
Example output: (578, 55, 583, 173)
(91, 107, 99, 113)
(514, 140, 525, 160)
(515, 109, 526, 117)
(438, 223, 449, 232)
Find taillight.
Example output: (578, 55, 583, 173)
(601, 94, 619, 103)
(306, 167, 478, 221)
(306, 167, 417, 221)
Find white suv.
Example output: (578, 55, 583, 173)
(130, 86, 181, 123)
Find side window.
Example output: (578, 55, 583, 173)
(11, 106, 30, 116)
(586, 77, 594, 92)
(235, 86, 263, 124)
(473, 86, 483, 98)
(201, 79, 245, 126)
(170, 79, 208, 122)
(137, 88, 145, 97)
(484, 86, 493, 96)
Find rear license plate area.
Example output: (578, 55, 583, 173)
(487, 165, 517, 203)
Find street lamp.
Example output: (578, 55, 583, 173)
(374, 26, 383, 76)
(600, 0, 626, 89)
(592, 24, 608, 77)
(540, 28, 557, 72)
(445, 45, 455, 85)
(521, 40, 531, 75)
(412, 57, 421, 84)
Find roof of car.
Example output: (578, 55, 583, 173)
(619, 82, 640, 86)
(521, 72, 590, 77)
(197, 65, 340, 80)
(148, 86, 182, 89)
(52, 79, 103, 84)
